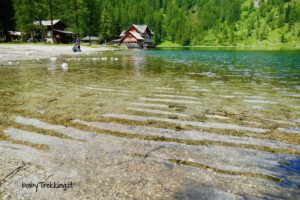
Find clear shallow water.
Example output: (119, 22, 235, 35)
(0, 49, 300, 198)
(121, 49, 300, 80)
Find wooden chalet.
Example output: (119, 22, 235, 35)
(33, 20, 76, 44)
(119, 24, 154, 48)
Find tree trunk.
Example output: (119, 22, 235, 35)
(0, 0, 14, 42)
(49, 0, 54, 43)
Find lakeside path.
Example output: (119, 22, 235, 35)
(0, 44, 112, 63)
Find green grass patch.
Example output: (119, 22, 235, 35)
(157, 41, 183, 48)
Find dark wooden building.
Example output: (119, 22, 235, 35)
(0, 31, 22, 41)
(8, 31, 22, 41)
(33, 20, 75, 43)
(119, 24, 154, 48)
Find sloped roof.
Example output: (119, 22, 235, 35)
(133, 24, 148, 33)
(120, 30, 126, 37)
(129, 31, 144, 40)
(112, 39, 121, 42)
(9, 31, 21, 36)
(33, 20, 61, 26)
(120, 24, 153, 38)
(119, 24, 153, 42)
(53, 29, 75, 34)
(81, 36, 99, 41)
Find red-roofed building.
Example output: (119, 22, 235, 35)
(119, 24, 154, 48)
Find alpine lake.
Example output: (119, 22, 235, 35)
(0, 48, 299, 199)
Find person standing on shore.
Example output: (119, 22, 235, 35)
(73, 37, 81, 52)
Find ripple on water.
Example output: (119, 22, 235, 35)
(1, 49, 300, 198)
(101, 114, 269, 133)
(243, 99, 277, 104)
(277, 128, 300, 135)
(139, 97, 200, 104)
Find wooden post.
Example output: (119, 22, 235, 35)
(73, 1, 80, 46)
(74, 2, 79, 37)
(39, 20, 45, 43)
(49, 0, 54, 43)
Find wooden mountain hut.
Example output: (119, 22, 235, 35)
(33, 20, 76, 43)
(119, 24, 154, 48)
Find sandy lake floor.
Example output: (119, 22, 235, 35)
(0, 47, 299, 199)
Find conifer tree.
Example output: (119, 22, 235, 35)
(0, 0, 15, 41)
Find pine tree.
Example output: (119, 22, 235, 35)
(285, 4, 292, 23)
(4, 0, 300, 45)
(281, 33, 287, 43)
(0, 0, 15, 41)
(99, 7, 112, 42)
(259, 23, 269, 40)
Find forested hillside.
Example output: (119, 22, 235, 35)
(1, 0, 300, 47)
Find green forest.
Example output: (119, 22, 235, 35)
(1, 0, 300, 47)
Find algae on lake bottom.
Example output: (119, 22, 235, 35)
(0, 50, 299, 199)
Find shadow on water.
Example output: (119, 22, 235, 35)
(173, 183, 241, 200)
(173, 159, 300, 200)
(278, 158, 300, 188)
